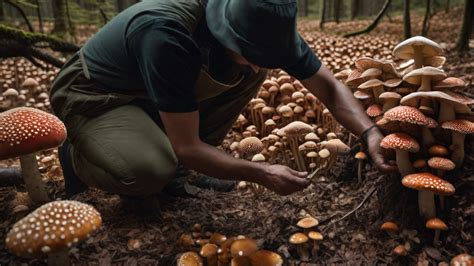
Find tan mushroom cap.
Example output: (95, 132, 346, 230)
(248, 250, 283, 266)
(424, 56, 446, 68)
(403, 66, 447, 85)
(366, 104, 383, 117)
(304, 132, 320, 142)
(308, 231, 323, 241)
(354, 90, 373, 100)
(393, 245, 408, 256)
(450, 253, 474, 266)
(334, 69, 351, 80)
(178, 251, 203, 266)
(318, 148, 330, 158)
(441, 120, 474, 134)
(401, 91, 474, 114)
(209, 233, 227, 245)
(380, 133, 420, 153)
(384, 106, 434, 127)
(21, 78, 39, 88)
(355, 151, 367, 160)
(278, 121, 313, 136)
(278, 105, 293, 117)
(230, 239, 258, 257)
(5, 200, 102, 256)
(428, 145, 449, 157)
(324, 139, 350, 154)
(251, 153, 266, 162)
(355, 57, 398, 77)
(383, 79, 403, 88)
(345, 69, 364, 87)
(238, 137, 264, 155)
(3, 88, 19, 97)
(0, 107, 67, 160)
(402, 172, 455, 195)
(306, 151, 318, 158)
(434, 77, 466, 90)
(428, 157, 455, 171)
(289, 233, 308, 244)
(380, 222, 399, 232)
(200, 243, 218, 257)
(358, 79, 384, 90)
(426, 218, 448, 230)
(413, 159, 427, 169)
(279, 83, 294, 94)
(393, 36, 443, 59)
(361, 68, 382, 78)
(296, 216, 319, 229)
(379, 92, 401, 102)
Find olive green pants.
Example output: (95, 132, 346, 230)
(50, 53, 266, 196)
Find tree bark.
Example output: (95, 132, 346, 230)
(351, 0, 359, 20)
(298, 0, 308, 17)
(320, 0, 327, 29)
(334, 0, 341, 23)
(456, 0, 473, 52)
(52, 0, 68, 35)
(343, 0, 392, 38)
(33, 0, 44, 33)
(4, 0, 34, 32)
(404, 0, 412, 39)
(117, 0, 127, 12)
(445, 0, 450, 13)
(422, 0, 431, 36)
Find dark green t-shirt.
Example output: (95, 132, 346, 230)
(82, 0, 321, 113)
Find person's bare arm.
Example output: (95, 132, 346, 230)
(159, 111, 311, 195)
(301, 65, 397, 173)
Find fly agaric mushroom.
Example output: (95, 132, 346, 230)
(441, 120, 474, 167)
(178, 251, 203, 266)
(426, 217, 447, 245)
(289, 232, 309, 261)
(355, 151, 367, 183)
(380, 133, 420, 177)
(402, 172, 455, 218)
(366, 104, 383, 119)
(0, 107, 67, 203)
(248, 250, 283, 266)
(200, 243, 218, 266)
(230, 238, 258, 265)
(5, 200, 102, 266)
(393, 36, 443, 69)
(427, 157, 455, 177)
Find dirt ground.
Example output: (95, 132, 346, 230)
(1, 7, 473, 265)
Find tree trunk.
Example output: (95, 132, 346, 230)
(456, 0, 473, 52)
(334, 0, 341, 23)
(422, 0, 431, 36)
(298, 0, 308, 17)
(351, 0, 359, 20)
(0, 1, 4, 21)
(4, 0, 34, 32)
(117, 0, 127, 12)
(445, 0, 450, 13)
(52, 0, 68, 36)
(320, 0, 327, 29)
(343, 0, 392, 38)
(404, 0, 412, 39)
(65, 0, 76, 42)
(34, 0, 43, 33)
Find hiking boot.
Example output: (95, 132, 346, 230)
(58, 139, 88, 197)
(161, 164, 236, 197)
(0, 167, 22, 186)
(120, 194, 161, 217)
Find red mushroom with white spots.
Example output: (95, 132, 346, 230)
(5, 200, 102, 266)
(0, 107, 67, 203)
(441, 119, 474, 167)
(380, 133, 420, 177)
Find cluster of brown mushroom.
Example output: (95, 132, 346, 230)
(288, 216, 323, 262)
(177, 224, 283, 266)
(335, 36, 473, 222)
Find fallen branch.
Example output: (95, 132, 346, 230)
(0, 40, 65, 68)
(330, 186, 377, 224)
(4, 0, 34, 32)
(343, 0, 392, 38)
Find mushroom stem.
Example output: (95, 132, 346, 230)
(311, 242, 320, 257)
(438, 102, 455, 124)
(289, 137, 306, 171)
(433, 229, 441, 246)
(413, 46, 424, 69)
(418, 191, 436, 219)
(207, 255, 218, 266)
(19, 152, 49, 204)
(418, 75, 432, 91)
(47, 250, 70, 266)
(382, 100, 398, 113)
(357, 160, 364, 183)
(296, 244, 309, 261)
(395, 150, 415, 177)
(450, 131, 466, 167)
(422, 127, 435, 151)
(373, 86, 384, 104)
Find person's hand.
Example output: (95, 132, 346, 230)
(366, 128, 398, 173)
(258, 164, 310, 195)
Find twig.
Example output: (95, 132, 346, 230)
(329, 186, 377, 224)
(4, 0, 35, 32)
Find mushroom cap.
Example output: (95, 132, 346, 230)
(424, 56, 446, 68)
(318, 148, 330, 158)
(393, 245, 408, 256)
(251, 153, 266, 162)
(434, 77, 466, 90)
(384, 78, 403, 88)
(361, 68, 382, 78)
(209, 233, 227, 245)
(428, 145, 449, 157)
(393, 36, 443, 60)
(379, 92, 401, 102)
(366, 104, 383, 117)
(334, 69, 351, 80)
(380, 133, 420, 153)
(21, 78, 39, 88)
(401, 91, 474, 114)
(289, 233, 308, 244)
(355, 151, 367, 160)
(354, 90, 373, 100)
(413, 159, 427, 169)
(441, 120, 474, 134)
(358, 79, 384, 90)
(425, 218, 448, 230)
(278, 121, 313, 136)
(450, 253, 474, 266)
(230, 239, 258, 257)
(200, 243, 218, 258)
(304, 132, 320, 142)
(0, 107, 67, 160)
(248, 250, 283, 266)
(178, 251, 203, 266)
(3, 88, 19, 97)
(279, 83, 294, 94)
(402, 172, 455, 195)
(345, 69, 364, 87)
(238, 137, 264, 155)
(428, 157, 455, 171)
(384, 106, 434, 127)
(324, 139, 350, 154)
(354, 57, 398, 76)
(403, 66, 447, 85)
(380, 222, 399, 232)
(296, 216, 319, 229)
(5, 200, 102, 256)
(308, 231, 323, 241)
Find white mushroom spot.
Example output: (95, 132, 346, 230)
(41, 246, 51, 253)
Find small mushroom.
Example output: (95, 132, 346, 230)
(289, 232, 309, 261)
(450, 253, 474, 266)
(248, 250, 283, 266)
(308, 231, 323, 256)
(441, 120, 474, 167)
(380, 133, 420, 177)
(355, 151, 367, 183)
(296, 216, 319, 233)
(426, 217, 447, 246)
(230, 238, 258, 265)
(393, 244, 408, 256)
(380, 221, 399, 235)
(200, 243, 218, 266)
(177, 251, 203, 266)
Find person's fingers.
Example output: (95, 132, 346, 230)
(373, 154, 398, 173)
(287, 174, 311, 187)
(287, 167, 307, 177)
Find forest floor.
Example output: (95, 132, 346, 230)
(0, 6, 473, 265)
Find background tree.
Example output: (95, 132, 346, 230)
(344, 0, 392, 38)
(455, 0, 473, 52)
(404, 0, 412, 39)
(52, 0, 68, 36)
